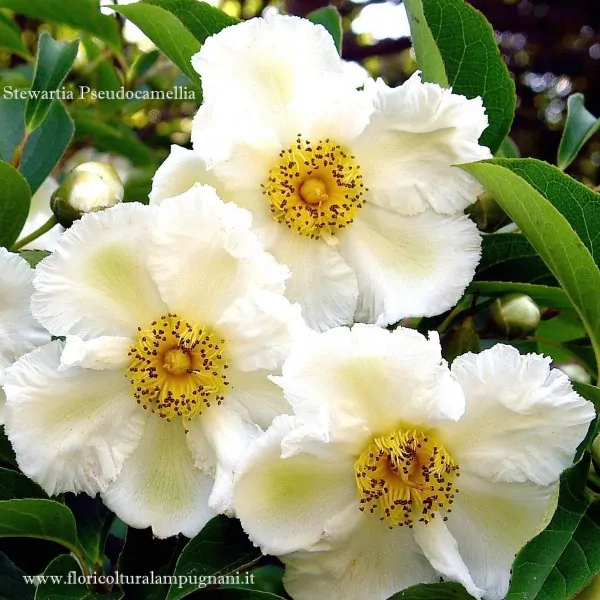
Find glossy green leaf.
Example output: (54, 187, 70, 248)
(476, 233, 554, 285)
(0, 499, 80, 557)
(24, 32, 79, 131)
(0, 98, 25, 163)
(0, 468, 47, 501)
(388, 582, 472, 599)
(468, 281, 572, 309)
(34, 554, 122, 600)
(462, 160, 600, 374)
(406, 0, 516, 152)
(143, 0, 237, 44)
(307, 6, 342, 53)
(496, 136, 521, 158)
(109, 3, 201, 86)
(404, 0, 448, 86)
(558, 94, 600, 171)
(0, 0, 121, 53)
(0, 161, 31, 249)
(20, 101, 74, 195)
(507, 458, 600, 600)
(166, 516, 261, 600)
(0, 552, 34, 600)
(0, 13, 30, 58)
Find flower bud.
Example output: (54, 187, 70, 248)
(556, 362, 592, 385)
(489, 293, 541, 339)
(51, 162, 124, 227)
(466, 192, 510, 233)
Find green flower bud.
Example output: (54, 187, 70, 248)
(51, 162, 124, 227)
(466, 192, 510, 233)
(489, 293, 541, 339)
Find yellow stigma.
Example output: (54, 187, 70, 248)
(263, 135, 366, 240)
(127, 313, 229, 422)
(354, 429, 459, 528)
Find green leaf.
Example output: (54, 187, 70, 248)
(387, 582, 472, 599)
(24, 32, 79, 131)
(35, 554, 122, 600)
(19, 249, 51, 268)
(0, 13, 30, 58)
(0, 468, 48, 501)
(462, 160, 600, 374)
(0, 552, 34, 600)
(109, 3, 201, 87)
(142, 0, 237, 45)
(166, 516, 261, 600)
(0, 499, 81, 557)
(476, 233, 554, 285)
(20, 100, 75, 194)
(0, 0, 121, 53)
(0, 98, 25, 163)
(72, 113, 154, 167)
(496, 136, 521, 159)
(558, 94, 600, 171)
(198, 591, 286, 600)
(0, 427, 16, 467)
(405, 0, 516, 153)
(307, 6, 342, 53)
(468, 281, 572, 309)
(404, 0, 448, 87)
(0, 160, 31, 249)
(507, 457, 600, 600)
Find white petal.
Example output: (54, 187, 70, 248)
(352, 74, 491, 215)
(274, 324, 464, 454)
(148, 185, 289, 326)
(338, 203, 481, 325)
(192, 402, 261, 515)
(413, 517, 484, 599)
(226, 367, 292, 430)
(282, 515, 438, 600)
(444, 472, 556, 600)
(4, 341, 146, 496)
(31, 203, 167, 339)
(59, 336, 132, 371)
(234, 415, 359, 555)
(445, 344, 595, 485)
(264, 224, 358, 332)
(103, 416, 216, 538)
(217, 288, 302, 372)
(0, 248, 50, 387)
(21, 178, 65, 251)
(149, 145, 229, 205)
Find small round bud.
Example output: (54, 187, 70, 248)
(51, 162, 124, 227)
(467, 192, 510, 233)
(489, 293, 541, 339)
(556, 362, 592, 385)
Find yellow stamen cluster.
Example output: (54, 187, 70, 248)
(127, 314, 228, 422)
(262, 135, 366, 241)
(355, 429, 459, 528)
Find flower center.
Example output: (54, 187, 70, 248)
(263, 135, 366, 241)
(354, 429, 459, 528)
(127, 313, 229, 422)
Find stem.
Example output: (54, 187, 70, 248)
(12, 215, 58, 251)
(437, 298, 470, 335)
(10, 130, 30, 169)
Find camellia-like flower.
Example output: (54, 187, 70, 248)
(0, 248, 50, 421)
(151, 15, 488, 331)
(4, 184, 300, 538)
(233, 325, 594, 600)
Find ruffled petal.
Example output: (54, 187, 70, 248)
(234, 415, 359, 555)
(147, 185, 289, 327)
(31, 203, 167, 339)
(352, 73, 491, 215)
(102, 416, 215, 538)
(445, 345, 595, 485)
(4, 341, 146, 496)
(339, 203, 481, 325)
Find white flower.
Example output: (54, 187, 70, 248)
(20, 178, 64, 251)
(151, 15, 488, 331)
(4, 185, 300, 538)
(0, 248, 50, 423)
(233, 326, 595, 600)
